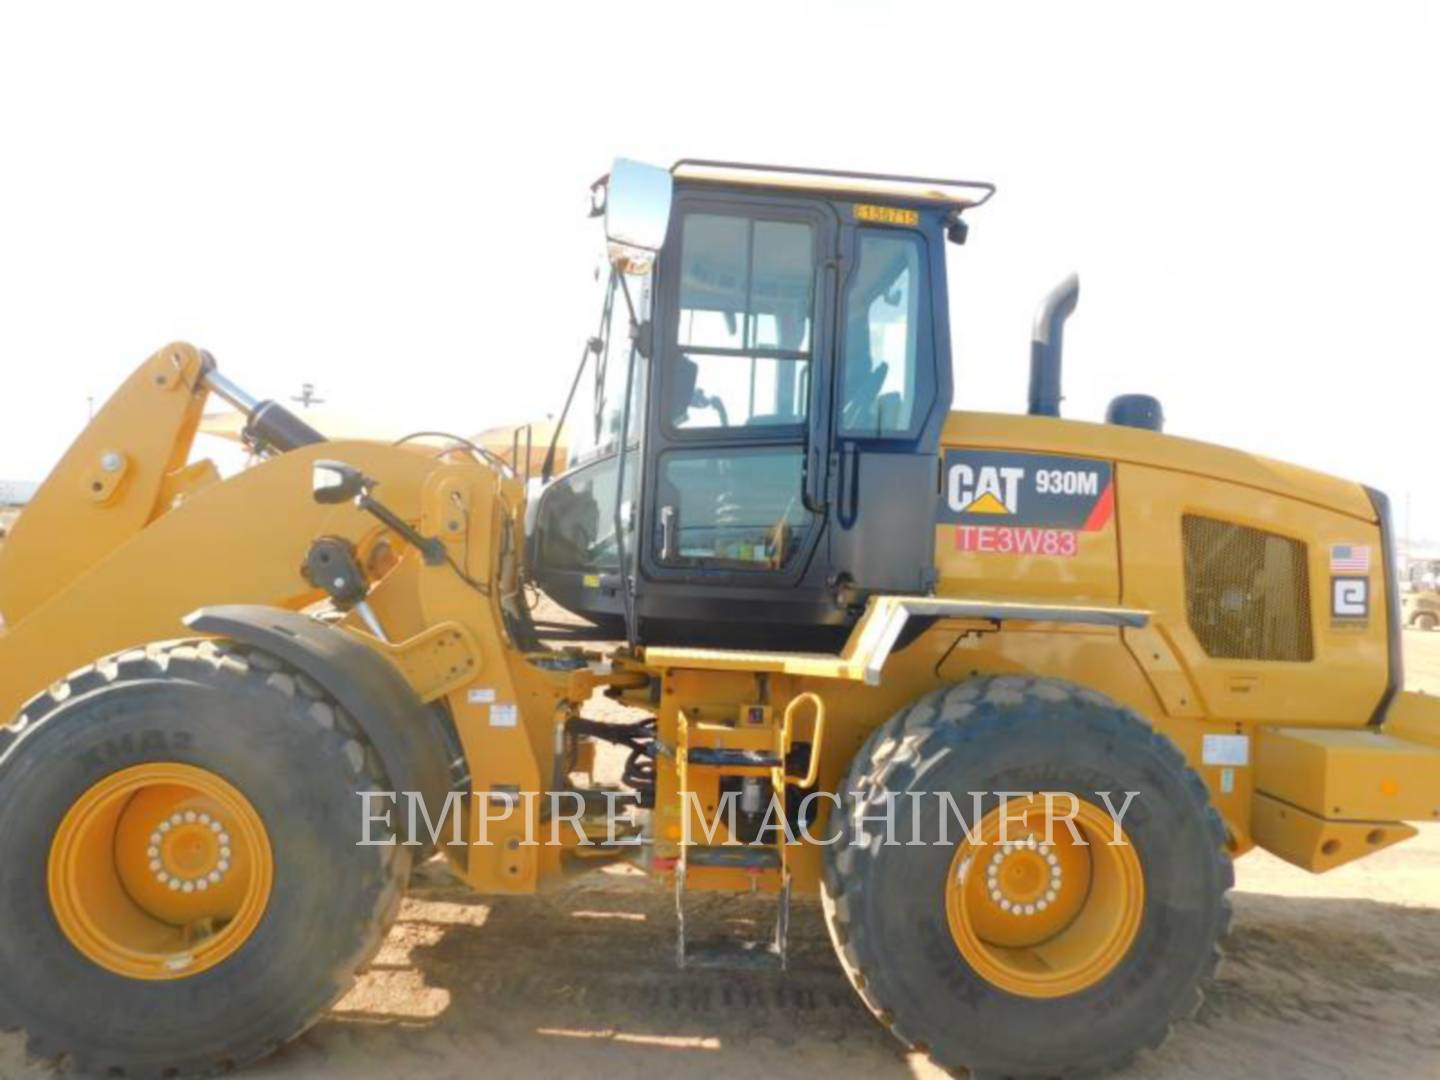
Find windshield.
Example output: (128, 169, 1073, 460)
(531, 250, 650, 586)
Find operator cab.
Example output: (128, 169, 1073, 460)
(529, 160, 993, 648)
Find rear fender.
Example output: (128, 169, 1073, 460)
(1384, 690, 1440, 753)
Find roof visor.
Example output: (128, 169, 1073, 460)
(672, 159, 996, 209)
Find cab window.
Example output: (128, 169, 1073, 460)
(655, 447, 812, 568)
(839, 230, 931, 437)
(671, 212, 816, 430)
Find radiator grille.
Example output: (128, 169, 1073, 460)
(1182, 516, 1314, 661)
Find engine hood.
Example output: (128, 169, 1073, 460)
(942, 411, 1376, 522)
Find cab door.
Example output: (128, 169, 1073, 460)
(826, 212, 950, 596)
(638, 191, 838, 596)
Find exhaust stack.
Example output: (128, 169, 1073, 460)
(1027, 273, 1080, 417)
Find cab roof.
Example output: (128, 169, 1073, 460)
(671, 159, 996, 211)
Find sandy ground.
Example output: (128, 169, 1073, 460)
(4, 631, 1440, 1078)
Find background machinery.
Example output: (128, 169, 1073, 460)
(0, 159, 1437, 1079)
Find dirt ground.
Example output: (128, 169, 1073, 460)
(4, 632, 1440, 1078)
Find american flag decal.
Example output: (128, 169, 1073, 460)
(1331, 544, 1371, 573)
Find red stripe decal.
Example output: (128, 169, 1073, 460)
(1082, 480, 1115, 531)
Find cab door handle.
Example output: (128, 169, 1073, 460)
(802, 441, 828, 514)
(837, 444, 859, 530)
(659, 505, 678, 561)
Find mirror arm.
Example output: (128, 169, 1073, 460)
(356, 493, 447, 567)
(616, 270, 639, 326)
(542, 334, 602, 484)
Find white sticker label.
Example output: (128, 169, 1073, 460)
(1220, 767, 1235, 795)
(1202, 734, 1250, 767)
(1332, 577, 1369, 619)
(489, 703, 518, 728)
(467, 687, 497, 704)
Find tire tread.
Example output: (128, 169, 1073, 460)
(820, 675, 1233, 1079)
(0, 637, 412, 1079)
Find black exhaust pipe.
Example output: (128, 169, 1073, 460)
(1027, 273, 1079, 417)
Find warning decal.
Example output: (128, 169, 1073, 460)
(940, 449, 1114, 555)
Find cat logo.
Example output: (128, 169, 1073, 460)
(948, 464, 1024, 516)
(938, 450, 1115, 532)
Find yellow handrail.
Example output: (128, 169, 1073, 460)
(782, 692, 827, 789)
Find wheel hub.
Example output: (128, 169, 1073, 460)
(985, 838, 1062, 915)
(150, 812, 232, 891)
(945, 793, 1145, 998)
(48, 762, 273, 980)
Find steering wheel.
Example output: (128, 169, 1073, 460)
(841, 361, 889, 430)
(691, 388, 730, 427)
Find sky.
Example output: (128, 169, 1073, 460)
(1, 1, 1436, 538)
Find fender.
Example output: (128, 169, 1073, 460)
(185, 604, 458, 845)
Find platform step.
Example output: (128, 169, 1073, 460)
(685, 845, 782, 871)
(685, 747, 782, 768)
(681, 939, 784, 971)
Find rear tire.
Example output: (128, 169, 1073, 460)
(821, 676, 1232, 1079)
(0, 640, 411, 1078)
(1416, 611, 1438, 632)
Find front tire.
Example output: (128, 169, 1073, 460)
(821, 676, 1232, 1079)
(0, 640, 411, 1078)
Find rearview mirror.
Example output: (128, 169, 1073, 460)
(604, 158, 673, 274)
(312, 460, 368, 505)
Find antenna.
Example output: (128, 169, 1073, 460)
(290, 383, 325, 409)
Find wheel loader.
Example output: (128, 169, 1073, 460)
(0, 158, 1438, 1079)
(1404, 559, 1440, 631)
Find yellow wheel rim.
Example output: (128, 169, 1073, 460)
(945, 793, 1144, 998)
(48, 762, 273, 980)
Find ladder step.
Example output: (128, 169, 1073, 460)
(682, 939, 784, 971)
(685, 845, 782, 871)
(685, 747, 782, 768)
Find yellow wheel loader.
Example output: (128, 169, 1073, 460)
(0, 158, 1437, 1079)
(1404, 560, 1440, 630)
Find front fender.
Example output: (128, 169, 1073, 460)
(185, 604, 458, 845)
